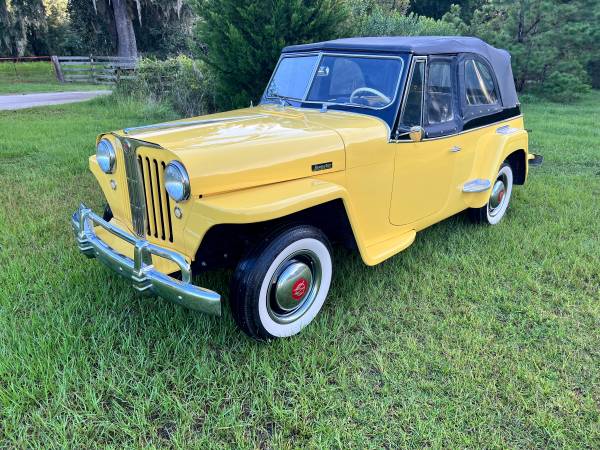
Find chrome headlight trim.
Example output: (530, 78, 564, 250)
(96, 138, 116, 174)
(164, 160, 190, 202)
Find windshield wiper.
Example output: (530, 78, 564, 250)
(268, 92, 294, 107)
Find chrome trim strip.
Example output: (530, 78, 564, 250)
(303, 53, 323, 100)
(390, 114, 524, 143)
(463, 179, 491, 193)
(72, 203, 221, 316)
(496, 124, 519, 135)
(394, 55, 427, 139)
(123, 115, 268, 134)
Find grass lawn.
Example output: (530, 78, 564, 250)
(0, 92, 598, 448)
(0, 61, 100, 94)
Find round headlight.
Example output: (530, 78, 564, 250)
(164, 161, 190, 202)
(96, 139, 116, 174)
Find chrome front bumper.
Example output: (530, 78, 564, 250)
(71, 203, 221, 316)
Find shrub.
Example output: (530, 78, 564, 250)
(192, 0, 348, 109)
(540, 68, 591, 103)
(115, 55, 216, 117)
(348, 0, 458, 37)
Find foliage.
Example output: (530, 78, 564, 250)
(67, 0, 115, 55)
(67, 0, 195, 57)
(409, 0, 485, 20)
(192, 0, 348, 109)
(115, 55, 215, 116)
(1, 0, 48, 56)
(132, 2, 196, 59)
(0, 0, 11, 54)
(1, 93, 599, 447)
(442, 0, 598, 101)
(348, 0, 458, 37)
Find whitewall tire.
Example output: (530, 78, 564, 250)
(469, 163, 514, 225)
(230, 225, 332, 340)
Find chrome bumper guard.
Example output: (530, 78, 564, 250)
(71, 203, 221, 316)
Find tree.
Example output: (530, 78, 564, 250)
(409, 0, 485, 20)
(193, 0, 348, 108)
(443, 0, 597, 100)
(110, 0, 136, 56)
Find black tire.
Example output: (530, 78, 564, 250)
(229, 225, 333, 341)
(469, 162, 514, 225)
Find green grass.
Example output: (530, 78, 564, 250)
(0, 61, 100, 94)
(0, 92, 598, 448)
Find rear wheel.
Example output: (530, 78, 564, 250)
(469, 163, 514, 225)
(229, 225, 333, 340)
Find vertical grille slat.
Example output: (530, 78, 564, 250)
(122, 140, 147, 238)
(137, 155, 151, 234)
(151, 160, 165, 240)
(141, 157, 157, 237)
(157, 161, 173, 242)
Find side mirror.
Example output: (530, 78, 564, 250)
(409, 126, 424, 142)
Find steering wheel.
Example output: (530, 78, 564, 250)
(349, 87, 391, 105)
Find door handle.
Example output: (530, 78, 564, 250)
(450, 146, 461, 153)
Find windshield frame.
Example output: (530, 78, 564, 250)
(262, 51, 406, 111)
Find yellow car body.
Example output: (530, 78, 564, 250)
(90, 105, 528, 270)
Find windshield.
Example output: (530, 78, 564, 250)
(264, 54, 403, 109)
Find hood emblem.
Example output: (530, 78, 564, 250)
(312, 162, 333, 172)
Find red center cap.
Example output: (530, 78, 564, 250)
(498, 190, 505, 202)
(291, 278, 308, 301)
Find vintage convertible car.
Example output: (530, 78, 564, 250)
(72, 36, 542, 340)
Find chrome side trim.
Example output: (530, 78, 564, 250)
(394, 56, 427, 139)
(123, 115, 268, 135)
(390, 114, 524, 143)
(72, 203, 221, 316)
(463, 179, 492, 193)
(496, 124, 519, 135)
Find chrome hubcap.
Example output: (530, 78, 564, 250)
(490, 180, 505, 209)
(267, 250, 322, 324)
(489, 174, 508, 217)
(274, 262, 313, 311)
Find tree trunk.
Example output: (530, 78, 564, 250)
(112, 0, 137, 57)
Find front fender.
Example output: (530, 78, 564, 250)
(182, 178, 360, 258)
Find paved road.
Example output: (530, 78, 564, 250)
(0, 90, 112, 110)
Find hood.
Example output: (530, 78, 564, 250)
(119, 106, 347, 196)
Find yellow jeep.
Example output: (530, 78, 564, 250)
(72, 36, 542, 340)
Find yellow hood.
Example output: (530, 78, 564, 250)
(117, 105, 383, 196)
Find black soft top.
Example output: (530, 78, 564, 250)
(283, 36, 518, 108)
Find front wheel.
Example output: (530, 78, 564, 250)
(229, 225, 333, 340)
(469, 163, 514, 225)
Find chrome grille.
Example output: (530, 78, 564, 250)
(121, 139, 147, 237)
(138, 155, 174, 243)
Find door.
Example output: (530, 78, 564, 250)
(390, 56, 460, 226)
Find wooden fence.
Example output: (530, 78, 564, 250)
(52, 56, 137, 84)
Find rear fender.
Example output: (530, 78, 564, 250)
(467, 128, 528, 208)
